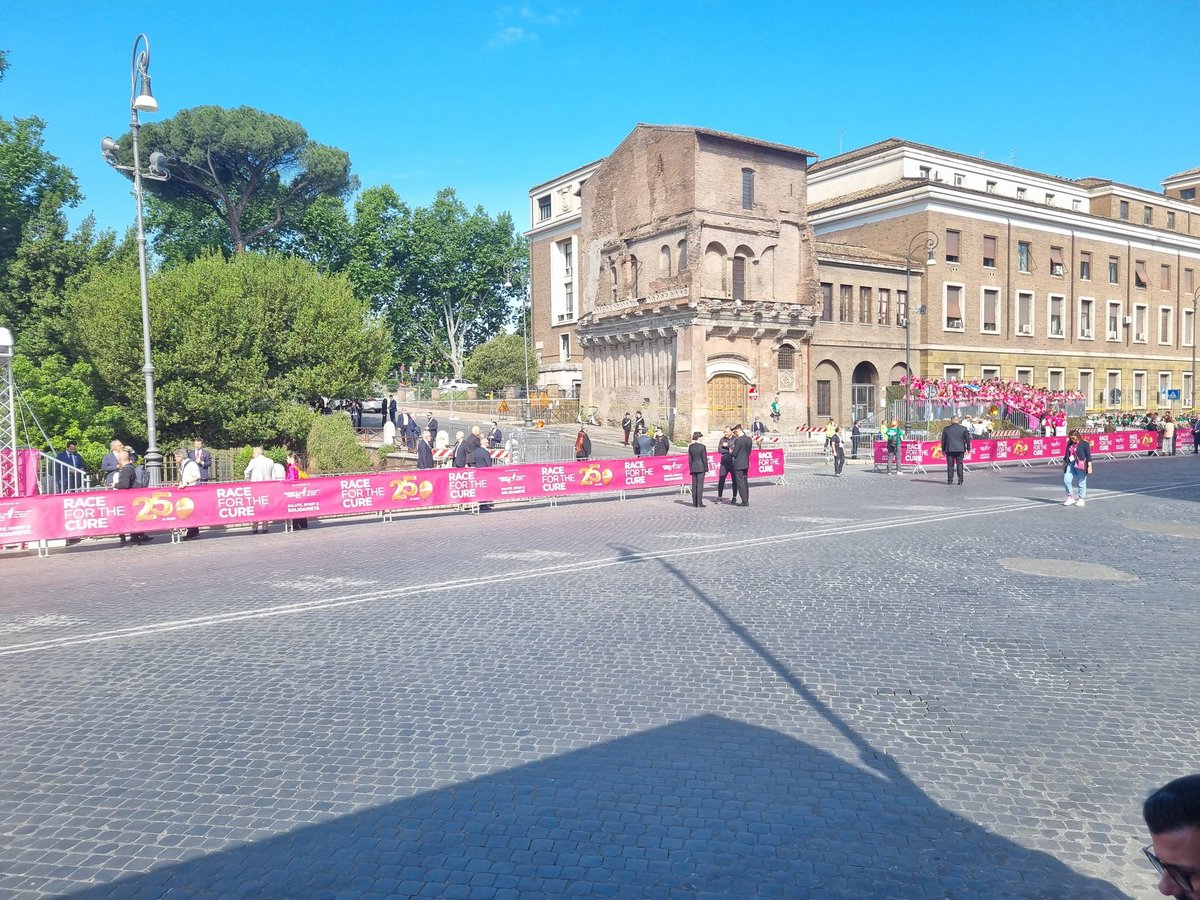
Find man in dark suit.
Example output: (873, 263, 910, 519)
(427, 413, 439, 443)
(417, 430, 434, 469)
(940, 415, 972, 485)
(188, 437, 213, 482)
(687, 431, 709, 508)
(55, 441, 85, 492)
(716, 427, 735, 502)
(731, 424, 753, 507)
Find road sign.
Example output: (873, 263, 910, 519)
(748, 386, 759, 401)
(1167, 389, 1181, 401)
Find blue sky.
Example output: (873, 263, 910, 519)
(5, 0, 1200, 238)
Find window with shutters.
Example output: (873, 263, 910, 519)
(1135, 260, 1148, 289)
(741, 169, 754, 210)
(1160, 264, 1171, 290)
(1080, 251, 1091, 280)
(1016, 291, 1033, 334)
(1049, 246, 1064, 277)
(945, 230, 960, 263)
(1079, 298, 1094, 339)
(981, 288, 999, 333)
(820, 283, 833, 322)
(1048, 295, 1065, 337)
(944, 284, 964, 330)
(732, 256, 746, 302)
(859, 287, 872, 324)
(877, 289, 891, 325)
(982, 235, 996, 268)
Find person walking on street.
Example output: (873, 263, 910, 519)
(731, 424, 753, 507)
(831, 428, 846, 477)
(884, 419, 904, 474)
(651, 429, 669, 456)
(575, 426, 591, 460)
(769, 396, 780, 427)
(634, 410, 645, 435)
(687, 431, 708, 508)
(284, 452, 310, 529)
(621, 412, 632, 446)
(850, 421, 862, 459)
(941, 415, 972, 485)
(101, 438, 124, 487)
(716, 427, 735, 502)
(1062, 429, 1093, 507)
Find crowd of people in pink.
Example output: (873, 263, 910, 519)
(901, 375, 1084, 428)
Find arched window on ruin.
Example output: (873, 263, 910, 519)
(778, 344, 796, 371)
(678, 239, 688, 273)
(629, 255, 639, 298)
(660, 245, 672, 276)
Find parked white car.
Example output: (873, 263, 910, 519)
(438, 380, 477, 392)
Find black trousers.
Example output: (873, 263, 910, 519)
(946, 452, 965, 483)
(690, 472, 705, 507)
(717, 462, 734, 497)
(833, 453, 845, 475)
(733, 469, 749, 504)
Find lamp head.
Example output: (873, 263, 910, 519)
(100, 136, 119, 164)
(925, 250, 938, 266)
(0, 326, 13, 361)
(504, 278, 513, 290)
(148, 151, 169, 177)
(133, 71, 158, 113)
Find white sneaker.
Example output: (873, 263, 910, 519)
(1075, 499, 1085, 508)
(1063, 497, 1076, 506)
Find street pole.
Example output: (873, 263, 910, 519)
(903, 230, 938, 427)
(103, 35, 167, 486)
(522, 286, 532, 427)
(1191, 289, 1198, 412)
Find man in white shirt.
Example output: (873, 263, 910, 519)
(243, 446, 276, 534)
(174, 448, 203, 540)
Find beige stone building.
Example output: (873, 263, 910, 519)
(808, 139, 1200, 415)
(527, 129, 1200, 432)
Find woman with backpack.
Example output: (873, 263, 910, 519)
(1062, 429, 1093, 508)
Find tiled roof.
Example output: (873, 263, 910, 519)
(810, 137, 1081, 188)
(1165, 165, 1200, 181)
(808, 179, 921, 212)
(815, 240, 908, 267)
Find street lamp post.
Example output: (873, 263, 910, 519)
(101, 34, 169, 486)
(1191, 288, 1199, 412)
(503, 275, 533, 427)
(903, 230, 939, 426)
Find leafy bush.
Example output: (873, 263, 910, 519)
(305, 411, 370, 474)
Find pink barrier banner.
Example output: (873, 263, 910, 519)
(873, 430, 1164, 466)
(0, 449, 784, 546)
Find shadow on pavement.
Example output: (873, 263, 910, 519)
(64, 549, 1125, 899)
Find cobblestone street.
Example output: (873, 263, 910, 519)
(2, 455, 1198, 898)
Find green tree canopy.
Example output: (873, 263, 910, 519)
(348, 186, 526, 378)
(463, 332, 538, 394)
(112, 105, 357, 255)
(67, 251, 389, 447)
(0, 111, 81, 287)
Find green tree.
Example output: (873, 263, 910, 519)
(0, 109, 81, 287)
(463, 332, 538, 394)
(67, 252, 389, 447)
(111, 105, 357, 255)
(349, 187, 526, 378)
(10, 353, 129, 475)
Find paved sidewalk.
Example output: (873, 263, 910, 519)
(2, 457, 1198, 897)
